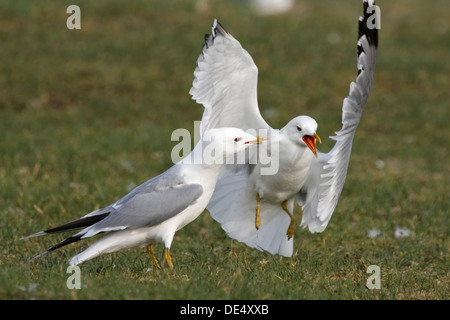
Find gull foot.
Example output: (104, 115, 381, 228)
(147, 244, 161, 269)
(164, 247, 174, 269)
(255, 193, 261, 230)
(281, 201, 296, 240)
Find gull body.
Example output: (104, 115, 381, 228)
(190, 0, 378, 256)
(23, 128, 261, 267)
(251, 117, 318, 204)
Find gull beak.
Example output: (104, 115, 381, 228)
(245, 136, 267, 145)
(302, 133, 322, 158)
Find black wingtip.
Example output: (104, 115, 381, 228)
(47, 234, 84, 252)
(42, 212, 110, 235)
(212, 19, 228, 37)
(27, 211, 112, 262)
(29, 233, 85, 263)
(359, 0, 379, 48)
(203, 19, 229, 49)
(26, 212, 110, 262)
(204, 34, 213, 49)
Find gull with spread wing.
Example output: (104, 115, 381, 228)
(23, 128, 263, 268)
(190, 0, 378, 256)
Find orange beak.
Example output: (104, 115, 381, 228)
(302, 133, 322, 158)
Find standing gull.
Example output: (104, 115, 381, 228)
(23, 128, 263, 268)
(190, 0, 378, 256)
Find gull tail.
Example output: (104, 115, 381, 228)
(208, 169, 294, 257)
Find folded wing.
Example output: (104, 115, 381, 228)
(24, 166, 204, 258)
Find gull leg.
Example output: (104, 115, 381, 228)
(164, 247, 174, 269)
(146, 244, 161, 269)
(255, 193, 261, 230)
(281, 201, 295, 240)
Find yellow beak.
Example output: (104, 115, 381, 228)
(245, 136, 267, 145)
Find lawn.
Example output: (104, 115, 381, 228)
(0, 0, 448, 300)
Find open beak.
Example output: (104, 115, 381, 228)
(302, 133, 322, 158)
(245, 136, 267, 145)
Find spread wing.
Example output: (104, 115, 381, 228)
(190, 19, 270, 135)
(299, 0, 378, 232)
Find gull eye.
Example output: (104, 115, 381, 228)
(234, 137, 242, 142)
(297, 126, 302, 132)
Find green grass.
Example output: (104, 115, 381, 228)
(0, 0, 448, 300)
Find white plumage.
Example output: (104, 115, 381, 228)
(23, 128, 262, 267)
(190, 0, 378, 256)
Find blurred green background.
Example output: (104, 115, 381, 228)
(0, 0, 448, 299)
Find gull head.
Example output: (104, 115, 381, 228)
(201, 127, 265, 164)
(282, 116, 322, 158)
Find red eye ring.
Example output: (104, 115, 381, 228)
(234, 137, 242, 142)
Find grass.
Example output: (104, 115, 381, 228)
(0, 0, 448, 300)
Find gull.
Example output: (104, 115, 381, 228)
(190, 0, 378, 256)
(22, 128, 263, 268)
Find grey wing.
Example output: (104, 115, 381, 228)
(190, 19, 270, 135)
(80, 168, 204, 238)
(299, 0, 378, 232)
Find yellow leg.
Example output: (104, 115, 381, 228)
(255, 193, 261, 230)
(281, 200, 296, 240)
(147, 244, 161, 269)
(164, 247, 174, 269)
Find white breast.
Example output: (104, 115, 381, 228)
(250, 135, 315, 203)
